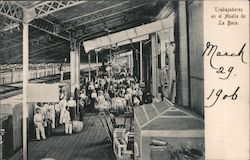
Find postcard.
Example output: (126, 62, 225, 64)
(0, 1, 249, 160)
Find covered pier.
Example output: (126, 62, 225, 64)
(0, 1, 205, 160)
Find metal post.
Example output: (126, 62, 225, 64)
(128, 54, 131, 75)
(140, 41, 143, 82)
(96, 52, 99, 77)
(151, 33, 158, 98)
(88, 53, 91, 81)
(130, 51, 134, 76)
(177, 1, 189, 106)
(22, 9, 29, 160)
(70, 50, 76, 96)
(75, 42, 80, 90)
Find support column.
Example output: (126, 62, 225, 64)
(75, 43, 80, 90)
(96, 52, 98, 77)
(88, 53, 91, 81)
(22, 11, 29, 160)
(130, 51, 133, 76)
(139, 41, 143, 82)
(151, 33, 158, 98)
(176, 1, 189, 107)
(70, 50, 76, 96)
(127, 54, 130, 74)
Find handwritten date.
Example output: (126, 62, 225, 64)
(205, 86, 240, 108)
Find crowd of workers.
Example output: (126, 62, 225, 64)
(33, 64, 151, 141)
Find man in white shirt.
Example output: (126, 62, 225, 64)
(67, 97, 76, 120)
(33, 108, 46, 140)
(59, 97, 68, 124)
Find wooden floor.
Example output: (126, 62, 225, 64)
(9, 114, 116, 160)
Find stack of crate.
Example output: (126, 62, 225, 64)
(113, 128, 134, 160)
(113, 128, 126, 159)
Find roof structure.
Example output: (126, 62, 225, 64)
(0, 0, 174, 64)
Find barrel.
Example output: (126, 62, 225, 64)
(72, 120, 83, 133)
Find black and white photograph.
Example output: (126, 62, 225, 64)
(0, 0, 248, 160)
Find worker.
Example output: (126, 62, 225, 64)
(79, 97, 85, 121)
(90, 90, 97, 112)
(60, 90, 66, 100)
(43, 103, 52, 137)
(33, 108, 46, 141)
(54, 102, 60, 127)
(48, 103, 56, 129)
(59, 97, 68, 124)
(61, 106, 72, 135)
(67, 97, 76, 120)
(96, 90, 106, 111)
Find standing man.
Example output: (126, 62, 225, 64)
(67, 97, 76, 120)
(59, 97, 68, 124)
(61, 106, 72, 135)
(33, 108, 46, 141)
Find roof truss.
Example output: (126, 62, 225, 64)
(31, 1, 87, 20)
(0, 1, 23, 22)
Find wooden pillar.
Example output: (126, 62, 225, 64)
(75, 43, 80, 90)
(96, 52, 99, 77)
(127, 54, 131, 75)
(70, 50, 76, 96)
(151, 33, 158, 97)
(130, 51, 133, 76)
(139, 41, 143, 82)
(88, 53, 91, 81)
(176, 1, 189, 107)
(22, 10, 29, 160)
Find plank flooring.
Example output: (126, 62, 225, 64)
(9, 114, 115, 160)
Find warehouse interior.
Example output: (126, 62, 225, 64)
(0, 1, 204, 160)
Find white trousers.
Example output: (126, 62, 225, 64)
(51, 113, 55, 129)
(65, 123, 72, 134)
(35, 123, 46, 140)
(59, 109, 65, 124)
